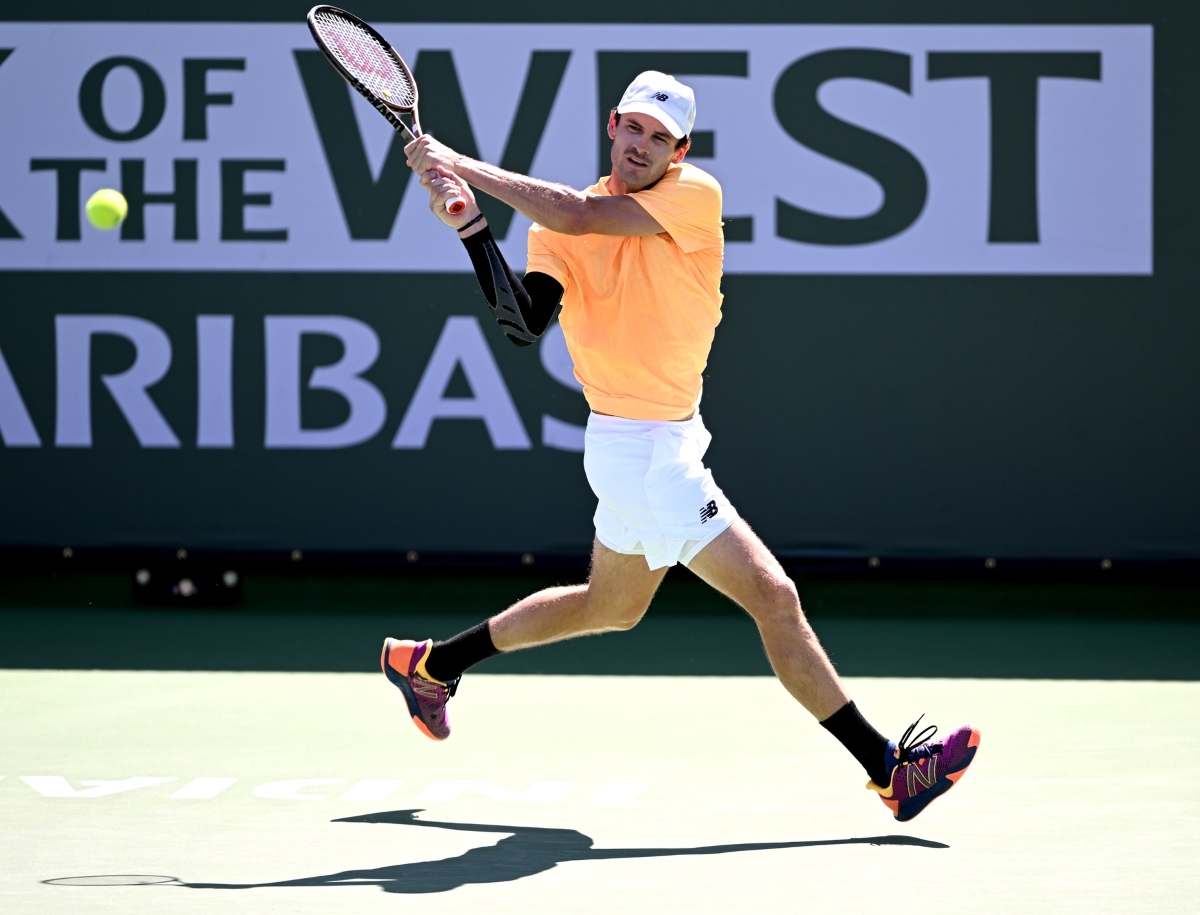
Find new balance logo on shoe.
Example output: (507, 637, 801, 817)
(412, 680, 442, 699)
(699, 500, 718, 523)
(906, 756, 938, 795)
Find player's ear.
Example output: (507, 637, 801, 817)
(607, 110, 618, 141)
(671, 139, 691, 164)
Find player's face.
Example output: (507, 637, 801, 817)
(607, 111, 689, 191)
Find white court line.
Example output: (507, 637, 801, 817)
(413, 781, 574, 804)
(171, 778, 238, 799)
(9, 775, 650, 805)
(585, 782, 647, 804)
(339, 779, 404, 801)
(20, 776, 178, 798)
(251, 779, 348, 800)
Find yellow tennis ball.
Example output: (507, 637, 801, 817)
(86, 189, 128, 230)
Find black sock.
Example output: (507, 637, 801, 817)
(820, 701, 891, 787)
(424, 621, 500, 682)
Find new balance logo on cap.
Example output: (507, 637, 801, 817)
(616, 71, 697, 139)
(700, 500, 718, 523)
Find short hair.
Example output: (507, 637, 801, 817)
(611, 109, 690, 150)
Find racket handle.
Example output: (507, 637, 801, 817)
(446, 196, 467, 216)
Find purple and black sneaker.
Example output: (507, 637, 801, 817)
(381, 638, 459, 740)
(868, 716, 981, 821)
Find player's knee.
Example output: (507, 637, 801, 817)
(609, 604, 650, 630)
(760, 570, 799, 605)
(585, 594, 650, 631)
(748, 573, 801, 624)
(602, 598, 651, 631)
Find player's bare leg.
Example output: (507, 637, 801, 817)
(382, 541, 664, 740)
(687, 519, 981, 819)
(685, 520, 848, 720)
(488, 540, 667, 651)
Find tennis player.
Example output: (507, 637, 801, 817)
(384, 71, 979, 822)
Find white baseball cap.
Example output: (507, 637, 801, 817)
(615, 71, 696, 139)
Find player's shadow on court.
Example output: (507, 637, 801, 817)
(179, 808, 948, 895)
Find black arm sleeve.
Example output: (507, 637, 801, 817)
(461, 227, 564, 347)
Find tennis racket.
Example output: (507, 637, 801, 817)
(306, 5, 467, 215)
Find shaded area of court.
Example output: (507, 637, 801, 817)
(43, 827, 943, 894)
(167, 808, 944, 894)
(0, 568, 1196, 679)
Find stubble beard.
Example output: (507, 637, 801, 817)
(614, 148, 668, 193)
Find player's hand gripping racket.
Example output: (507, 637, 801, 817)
(306, 5, 467, 215)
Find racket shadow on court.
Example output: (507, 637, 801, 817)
(47, 809, 947, 895)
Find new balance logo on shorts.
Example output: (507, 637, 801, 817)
(699, 500, 718, 523)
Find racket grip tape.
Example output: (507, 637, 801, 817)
(447, 197, 467, 216)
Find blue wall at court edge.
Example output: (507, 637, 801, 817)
(0, 1, 1196, 562)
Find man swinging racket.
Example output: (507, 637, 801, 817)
(383, 71, 980, 822)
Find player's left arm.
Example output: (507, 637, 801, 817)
(423, 168, 563, 347)
(406, 135, 663, 237)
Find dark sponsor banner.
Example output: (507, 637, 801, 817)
(0, 15, 1195, 560)
(2, 271, 1197, 559)
(0, 272, 594, 553)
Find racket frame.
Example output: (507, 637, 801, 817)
(307, 6, 465, 214)
(306, 6, 422, 142)
(306, 6, 467, 215)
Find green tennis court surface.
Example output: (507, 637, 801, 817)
(1, 572, 1198, 912)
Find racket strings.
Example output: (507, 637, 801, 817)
(312, 10, 415, 106)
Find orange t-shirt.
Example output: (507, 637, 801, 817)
(526, 162, 725, 421)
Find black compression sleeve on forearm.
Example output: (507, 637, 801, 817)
(461, 226, 563, 347)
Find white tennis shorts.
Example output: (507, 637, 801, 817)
(583, 412, 739, 570)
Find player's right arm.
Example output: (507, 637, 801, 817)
(406, 135, 664, 238)
(423, 168, 563, 347)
